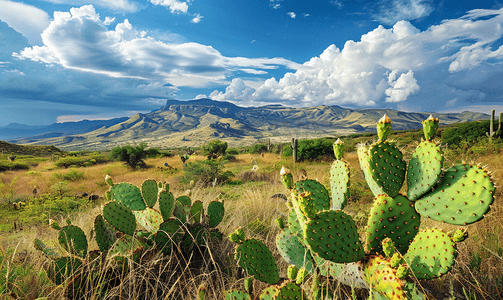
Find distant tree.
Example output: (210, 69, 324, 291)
(109, 142, 151, 168)
(202, 140, 228, 160)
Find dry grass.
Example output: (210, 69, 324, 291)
(0, 148, 502, 299)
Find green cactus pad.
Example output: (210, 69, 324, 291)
(208, 200, 225, 228)
(109, 235, 145, 261)
(287, 209, 302, 235)
(358, 145, 385, 197)
(305, 210, 364, 263)
(275, 281, 307, 300)
(314, 256, 368, 289)
(58, 225, 88, 258)
(225, 290, 251, 300)
(235, 238, 280, 284)
(364, 255, 407, 300)
(183, 223, 208, 250)
(367, 141, 406, 198)
(330, 159, 350, 210)
(177, 195, 192, 206)
(407, 140, 444, 200)
(365, 194, 420, 255)
(34, 238, 59, 259)
(141, 179, 158, 208)
(295, 179, 331, 215)
(110, 183, 146, 211)
(132, 208, 163, 233)
(48, 256, 83, 285)
(404, 228, 457, 279)
(259, 286, 278, 300)
(415, 164, 496, 225)
(103, 201, 137, 236)
(173, 201, 190, 223)
(94, 214, 117, 253)
(276, 227, 315, 273)
(155, 218, 185, 254)
(159, 190, 175, 221)
(190, 200, 204, 223)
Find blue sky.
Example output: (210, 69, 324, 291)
(1, 0, 503, 126)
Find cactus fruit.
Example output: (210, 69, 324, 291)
(365, 194, 420, 255)
(305, 210, 364, 263)
(94, 214, 117, 253)
(58, 225, 88, 258)
(415, 163, 495, 225)
(103, 201, 137, 236)
(403, 228, 457, 279)
(422, 115, 439, 141)
(280, 166, 294, 190)
(406, 140, 444, 200)
(377, 114, 392, 141)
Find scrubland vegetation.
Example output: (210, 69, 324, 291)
(0, 119, 501, 299)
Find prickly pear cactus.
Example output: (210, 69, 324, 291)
(406, 140, 444, 200)
(58, 225, 88, 258)
(103, 201, 137, 236)
(367, 140, 406, 198)
(94, 214, 117, 253)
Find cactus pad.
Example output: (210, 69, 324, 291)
(183, 223, 208, 250)
(177, 195, 192, 206)
(155, 218, 185, 254)
(415, 164, 495, 225)
(295, 179, 331, 214)
(225, 290, 251, 300)
(173, 201, 190, 223)
(110, 183, 146, 211)
(207, 200, 225, 228)
(94, 214, 117, 253)
(365, 194, 420, 255)
(34, 238, 59, 259)
(190, 200, 204, 223)
(330, 159, 350, 210)
(358, 145, 385, 197)
(276, 227, 315, 273)
(364, 255, 407, 300)
(407, 140, 443, 200)
(58, 225, 88, 258)
(259, 286, 278, 300)
(48, 256, 83, 285)
(274, 281, 307, 300)
(159, 190, 175, 221)
(141, 179, 158, 208)
(367, 141, 406, 198)
(132, 208, 163, 233)
(305, 210, 364, 263)
(404, 228, 457, 279)
(235, 238, 279, 284)
(103, 201, 137, 236)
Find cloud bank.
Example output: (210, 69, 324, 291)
(210, 8, 503, 110)
(14, 5, 300, 88)
(0, 0, 50, 45)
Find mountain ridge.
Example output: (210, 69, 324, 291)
(5, 99, 489, 150)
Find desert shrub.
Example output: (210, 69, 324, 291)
(281, 144, 293, 157)
(109, 142, 149, 168)
(226, 149, 239, 155)
(221, 154, 237, 162)
(202, 140, 228, 159)
(54, 156, 85, 168)
(249, 143, 268, 154)
(0, 161, 29, 172)
(297, 138, 334, 161)
(182, 160, 233, 186)
(442, 120, 490, 147)
(53, 169, 84, 181)
(50, 181, 70, 197)
(90, 151, 108, 164)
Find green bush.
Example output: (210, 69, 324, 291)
(53, 169, 84, 181)
(249, 143, 268, 154)
(221, 154, 237, 162)
(0, 161, 29, 172)
(182, 160, 233, 186)
(54, 156, 85, 168)
(281, 144, 293, 157)
(109, 142, 149, 168)
(202, 140, 228, 159)
(442, 120, 490, 147)
(226, 149, 239, 155)
(297, 138, 334, 161)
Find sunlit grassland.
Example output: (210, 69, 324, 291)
(0, 137, 502, 299)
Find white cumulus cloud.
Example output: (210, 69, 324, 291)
(375, 0, 433, 25)
(288, 12, 296, 19)
(385, 70, 420, 103)
(0, 0, 50, 45)
(13, 5, 300, 88)
(191, 13, 203, 23)
(150, 0, 189, 13)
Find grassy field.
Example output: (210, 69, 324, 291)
(0, 132, 502, 299)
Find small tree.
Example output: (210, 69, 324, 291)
(109, 142, 150, 168)
(202, 140, 228, 160)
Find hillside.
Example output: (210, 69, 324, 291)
(7, 99, 489, 150)
(0, 140, 63, 156)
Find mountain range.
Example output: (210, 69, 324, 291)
(2, 99, 489, 150)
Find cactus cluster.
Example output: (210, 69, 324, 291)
(33, 178, 225, 299)
(228, 114, 496, 300)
